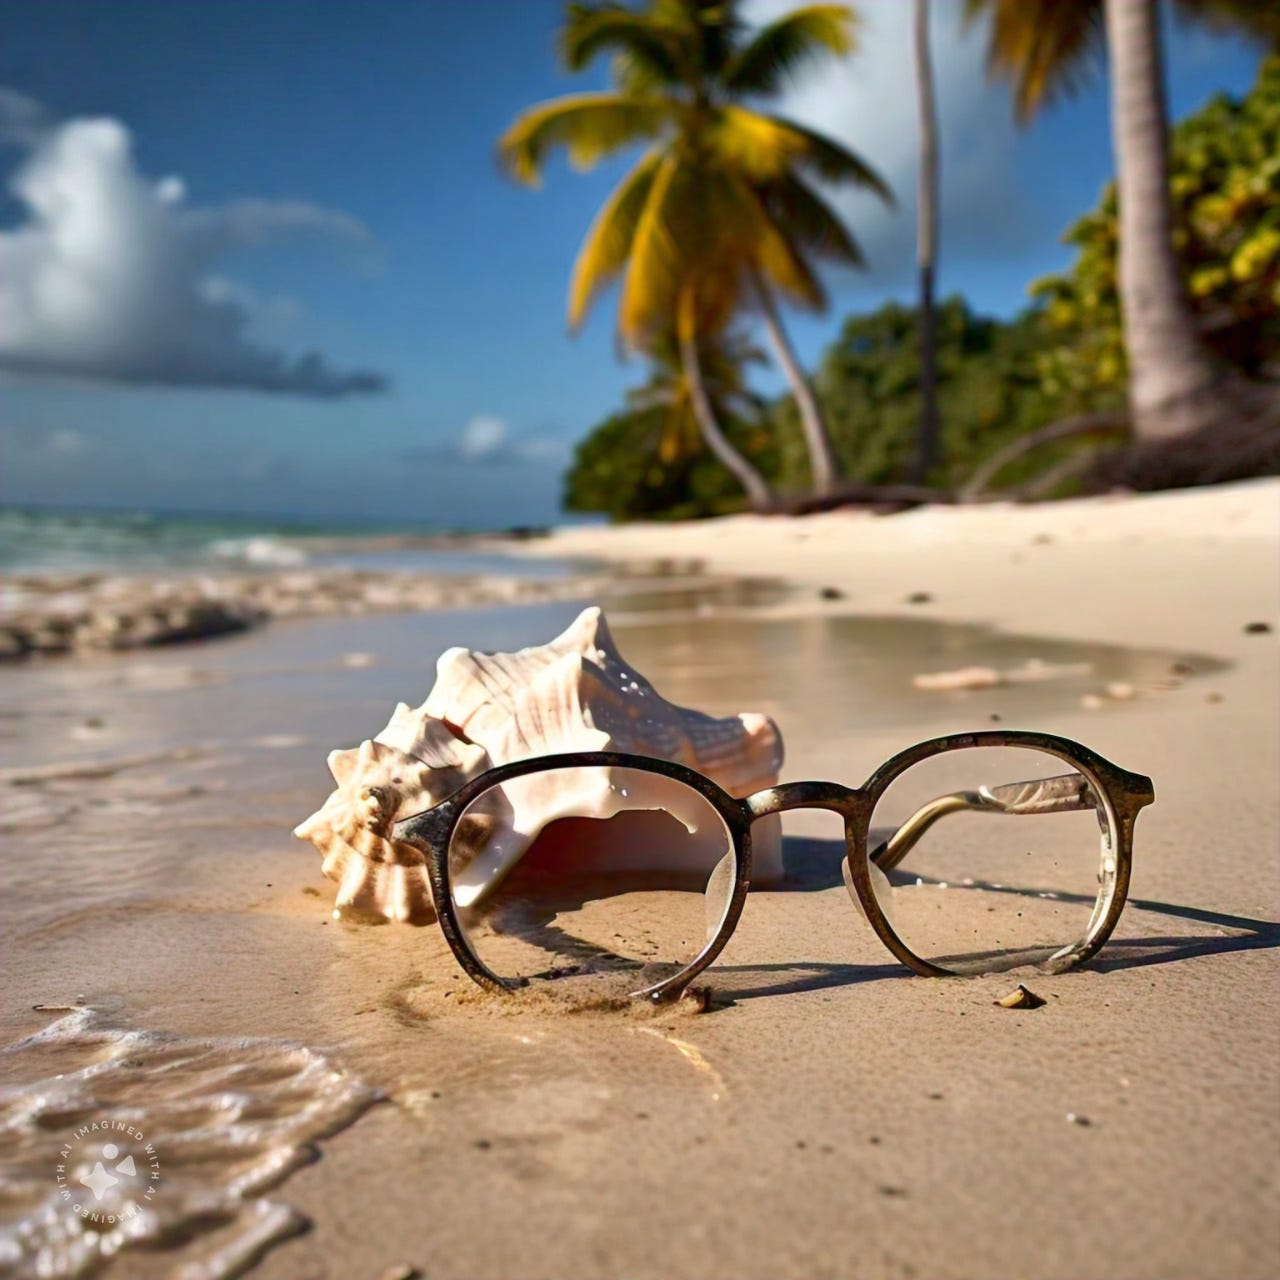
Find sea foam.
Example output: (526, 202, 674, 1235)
(0, 1007, 381, 1278)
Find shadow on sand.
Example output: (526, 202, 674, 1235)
(714, 836, 1280, 1001)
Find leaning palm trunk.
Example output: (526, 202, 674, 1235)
(911, 0, 942, 484)
(1105, 0, 1243, 439)
(753, 275, 839, 495)
(678, 328, 774, 512)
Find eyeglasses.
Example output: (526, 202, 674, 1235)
(392, 731, 1155, 1003)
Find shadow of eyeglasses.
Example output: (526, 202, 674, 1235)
(713, 836, 1280, 1001)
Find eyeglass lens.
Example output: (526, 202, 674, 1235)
(448, 765, 736, 993)
(865, 745, 1114, 974)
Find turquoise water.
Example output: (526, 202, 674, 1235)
(0, 507, 359, 574)
(0, 506, 568, 577)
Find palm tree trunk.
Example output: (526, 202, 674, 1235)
(753, 274, 839, 496)
(1103, 0, 1228, 441)
(678, 328, 774, 512)
(911, 0, 941, 484)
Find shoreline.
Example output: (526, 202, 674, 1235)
(0, 555, 777, 663)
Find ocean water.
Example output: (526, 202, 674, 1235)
(0, 1008, 380, 1280)
(0, 507, 571, 579)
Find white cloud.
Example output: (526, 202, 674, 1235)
(0, 93, 386, 397)
(458, 414, 509, 460)
(744, 0, 1033, 288)
(410, 415, 569, 466)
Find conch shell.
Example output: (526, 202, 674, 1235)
(294, 607, 783, 924)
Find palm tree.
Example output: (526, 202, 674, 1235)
(629, 327, 771, 485)
(967, 0, 1280, 472)
(499, 0, 892, 502)
(911, 0, 942, 483)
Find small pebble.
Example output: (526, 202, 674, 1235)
(995, 984, 1046, 1010)
(818, 586, 845, 601)
(377, 1267, 421, 1280)
(1205, 691, 1224, 704)
(1243, 621, 1272, 634)
(905, 591, 933, 605)
(988, 712, 1002, 723)
(1066, 1113, 1092, 1127)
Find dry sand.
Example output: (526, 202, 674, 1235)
(1, 479, 1276, 1280)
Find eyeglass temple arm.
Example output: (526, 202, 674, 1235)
(871, 774, 1101, 872)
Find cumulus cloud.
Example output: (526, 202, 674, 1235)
(744, 0, 1034, 288)
(0, 92, 387, 396)
(407, 415, 570, 466)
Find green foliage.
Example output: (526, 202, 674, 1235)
(1033, 55, 1280, 402)
(565, 297, 1091, 518)
(769, 297, 1092, 491)
(562, 404, 779, 520)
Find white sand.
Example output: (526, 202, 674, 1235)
(523, 479, 1278, 652)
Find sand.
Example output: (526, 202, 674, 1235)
(1, 479, 1276, 1280)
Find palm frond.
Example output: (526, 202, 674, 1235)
(752, 228, 827, 312)
(560, 3, 687, 86)
(723, 4, 858, 97)
(568, 149, 665, 329)
(498, 93, 670, 185)
(703, 105, 806, 181)
(770, 115, 894, 203)
(759, 174, 864, 268)
(1175, 0, 1280, 50)
(965, 0, 1103, 122)
(728, 175, 827, 311)
(619, 151, 688, 344)
(624, 158, 761, 343)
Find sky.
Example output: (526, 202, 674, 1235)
(0, 0, 1265, 529)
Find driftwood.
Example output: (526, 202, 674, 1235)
(962, 412, 1130, 500)
(774, 482, 955, 516)
(1013, 449, 1104, 501)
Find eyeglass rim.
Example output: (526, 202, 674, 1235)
(393, 730, 1155, 1002)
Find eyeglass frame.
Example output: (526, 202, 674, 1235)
(392, 729, 1155, 1004)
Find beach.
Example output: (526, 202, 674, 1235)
(1, 479, 1276, 1280)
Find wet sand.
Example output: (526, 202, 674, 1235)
(1, 480, 1277, 1279)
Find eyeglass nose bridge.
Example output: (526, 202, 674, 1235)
(745, 780, 862, 820)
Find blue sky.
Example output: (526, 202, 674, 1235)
(0, 0, 1264, 528)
